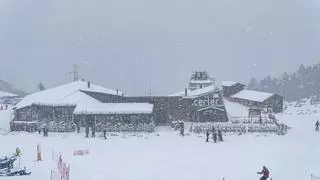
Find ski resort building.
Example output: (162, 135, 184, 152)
(221, 81, 245, 97)
(188, 71, 215, 91)
(229, 90, 284, 113)
(169, 86, 228, 122)
(10, 71, 284, 133)
(11, 81, 136, 132)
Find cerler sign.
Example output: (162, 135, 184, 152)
(192, 95, 221, 107)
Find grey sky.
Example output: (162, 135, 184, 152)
(0, 0, 319, 95)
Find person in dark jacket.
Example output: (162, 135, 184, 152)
(218, 130, 223, 142)
(257, 166, 270, 180)
(103, 129, 107, 140)
(85, 126, 89, 138)
(180, 124, 185, 136)
(45, 128, 49, 137)
(316, 121, 319, 132)
(91, 127, 96, 138)
(213, 131, 218, 143)
(206, 131, 210, 142)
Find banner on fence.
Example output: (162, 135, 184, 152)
(51, 154, 70, 180)
(73, 149, 89, 156)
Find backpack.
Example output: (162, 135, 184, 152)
(264, 168, 269, 178)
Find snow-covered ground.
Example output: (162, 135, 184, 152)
(1, 104, 320, 180)
(0, 105, 12, 132)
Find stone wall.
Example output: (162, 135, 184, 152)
(12, 105, 76, 132)
(74, 113, 154, 132)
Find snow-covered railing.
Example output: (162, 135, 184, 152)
(100, 123, 155, 133)
(229, 116, 275, 124)
(187, 122, 287, 135)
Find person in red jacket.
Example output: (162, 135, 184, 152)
(257, 166, 269, 180)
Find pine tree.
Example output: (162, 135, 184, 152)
(248, 78, 260, 90)
(38, 83, 45, 91)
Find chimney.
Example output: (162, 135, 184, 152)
(87, 81, 91, 88)
(116, 89, 119, 96)
(185, 88, 188, 96)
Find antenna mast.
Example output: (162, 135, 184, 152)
(70, 64, 79, 81)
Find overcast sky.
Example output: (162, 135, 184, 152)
(0, 0, 319, 95)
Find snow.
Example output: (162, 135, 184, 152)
(189, 79, 213, 84)
(0, 101, 320, 180)
(221, 81, 238, 87)
(0, 105, 13, 132)
(74, 103, 154, 115)
(231, 90, 274, 103)
(169, 85, 219, 98)
(15, 81, 121, 109)
(0, 90, 18, 97)
(223, 98, 249, 117)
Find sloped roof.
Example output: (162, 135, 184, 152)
(0, 90, 18, 98)
(231, 90, 274, 103)
(15, 81, 121, 109)
(169, 85, 220, 98)
(223, 98, 249, 117)
(189, 79, 213, 84)
(74, 102, 154, 115)
(221, 81, 237, 87)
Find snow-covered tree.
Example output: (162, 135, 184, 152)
(38, 83, 45, 91)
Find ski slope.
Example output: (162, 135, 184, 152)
(0, 105, 320, 180)
(0, 105, 12, 132)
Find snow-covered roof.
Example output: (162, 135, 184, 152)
(221, 81, 238, 87)
(189, 79, 213, 84)
(231, 90, 274, 103)
(0, 90, 18, 98)
(223, 98, 249, 117)
(15, 81, 121, 109)
(74, 103, 154, 115)
(169, 85, 220, 98)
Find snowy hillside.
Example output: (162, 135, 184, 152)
(0, 79, 25, 96)
(284, 98, 320, 116)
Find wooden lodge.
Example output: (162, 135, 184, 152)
(229, 90, 284, 113)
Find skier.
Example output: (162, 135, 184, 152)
(77, 126, 80, 133)
(44, 127, 48, 137)
(91, 127, 96, 138)
(38, 128, 41, 135)
(316, 121, 319, 132)
(218, 130, 223, 142)
(213, 131, 217, 143)
(206, 131, 210, 142)
(257, 166, 270, 180)
(259, 116, 262, 124)
(180, 124, 184, 137)
(85, 126, 89, 138)
(103, 129, 107, 140)
(212, 127, 216, 134)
